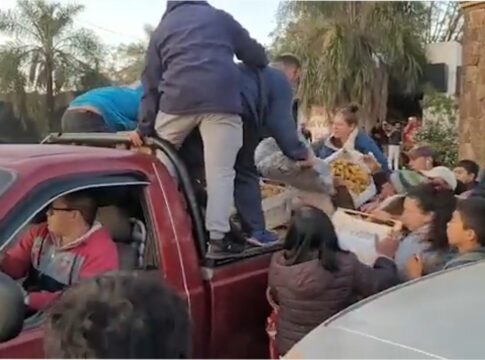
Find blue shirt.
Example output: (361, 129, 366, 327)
(238, 64, 308, 161)
(70, 85, 143, 131)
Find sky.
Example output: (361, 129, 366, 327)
(0, 0, 281, 47)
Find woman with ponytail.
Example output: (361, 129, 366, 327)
(267, 206, 399, 356)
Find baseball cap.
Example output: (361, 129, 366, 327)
(389, 170, 426, 194)
(421, 166, 457, 190)
(407, 146, 434, 160)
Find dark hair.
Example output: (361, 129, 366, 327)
(335, 104, 360, 127)
(44, 272, 191, 359)
(407, 183, 457, 250)
(62, 191, 97, 226)
(456, 159, 480, 178)
(284, 206, 344, 272)
(274, 53, 301, 69)
(457, 198, 485, 246)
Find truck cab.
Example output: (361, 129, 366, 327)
(0, 133, 279, 358)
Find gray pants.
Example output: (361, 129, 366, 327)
(155, 112, 242, 239)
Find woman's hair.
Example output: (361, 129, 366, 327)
(335, 104, 360, 127)
(406, 183, 457, 250)
(407, 146, 440, 167)
(283, 206, 345, 272)
(44, 272, 191, 359)
(456, 197, 485, 246)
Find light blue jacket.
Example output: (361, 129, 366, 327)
(69, 85, 143, 131)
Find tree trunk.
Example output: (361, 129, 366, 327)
(459, 2, 485, 166)
(45, 59, 56, 132)
(15, 83, 40, 142)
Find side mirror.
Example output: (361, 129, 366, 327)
(0, 272, 24, 342)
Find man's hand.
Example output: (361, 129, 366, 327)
(361, 200, 380, 213)
(379, 182, 396, 200)
(362, 154, 381, 174)
(333, 176, 345, 188)
(375, 233, 399, 260)
(297, 151, 317, 169)
(405, 254, 424, 279)
(127, 130, 143, 147)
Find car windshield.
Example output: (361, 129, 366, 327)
(0, 168, 15, 197)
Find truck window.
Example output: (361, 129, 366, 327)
(4, 184, 158, 271)
(0, 174, 159, 270)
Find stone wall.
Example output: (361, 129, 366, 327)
(459, 2, 485, 166)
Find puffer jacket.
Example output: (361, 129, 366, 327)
(268, 251, 398, 355)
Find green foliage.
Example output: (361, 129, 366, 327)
(414, 89, 458, 168)
(424, 1, 463, 43)
(420, 86, 457, 124)
(110, 24, 153, 84)
(0, 0, 106, 131)
(271, 1, 428, 115)
(414, 121, 458, 168)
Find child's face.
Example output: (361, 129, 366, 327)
(401, 197, 432, 231)
(447, 210, 477, 250)
(453, 167, 475, 185)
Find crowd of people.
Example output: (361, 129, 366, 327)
(370, 116, 421, 171)
(15, 0, 482, 357)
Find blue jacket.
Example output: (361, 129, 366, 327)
(69, 85, 143, 131)
(239, 64, 308, 161)
(314, 129, 389, 172)
(138, 1, 268, 136)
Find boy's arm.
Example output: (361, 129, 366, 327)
(0, 226, 39, 279)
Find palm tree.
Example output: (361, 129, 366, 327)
(112, 24, 154, 84)
(272, 1, 427, 129)
(0, 0, 105, 131)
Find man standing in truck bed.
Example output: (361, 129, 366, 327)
(179, 64, 315, 249)
(129, 0, 268, 257)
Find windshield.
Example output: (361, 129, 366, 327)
(0, 168, 15, 197)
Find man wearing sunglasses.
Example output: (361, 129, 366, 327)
(0, 192, 118, 312)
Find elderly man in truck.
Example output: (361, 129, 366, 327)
(180, 63, 314, 251)
(0, 191, 118, 312)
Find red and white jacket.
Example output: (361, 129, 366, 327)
(0, 223, 118, 311)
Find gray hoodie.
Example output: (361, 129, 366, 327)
(444, 247, 485, 270)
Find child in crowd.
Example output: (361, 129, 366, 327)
(394, 183, 456, 281)
(267, 206, 399, 356)
(453, 160, 480, 196)
(406, 197, 485, 279)
(407, 145, 435, 172)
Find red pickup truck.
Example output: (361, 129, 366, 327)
(0, 133, 278, 358)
